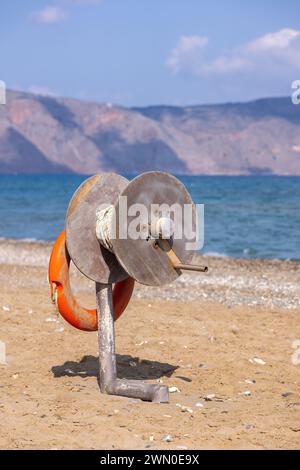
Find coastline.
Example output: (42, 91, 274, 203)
(0, 238, 299, 310)
(1, 236, 299, 261)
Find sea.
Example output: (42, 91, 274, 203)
(0, 174, 299, 261)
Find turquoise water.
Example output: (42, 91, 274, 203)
(0, 174, 299, 260)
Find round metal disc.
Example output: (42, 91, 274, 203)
(112, 172, 197, 286)
(65, 173, 129, 283)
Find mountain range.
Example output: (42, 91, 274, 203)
(0, 89, 300, 175)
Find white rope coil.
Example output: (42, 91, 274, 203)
(95, 205, 115, 252)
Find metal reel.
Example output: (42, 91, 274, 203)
(112, 172, 198, 286)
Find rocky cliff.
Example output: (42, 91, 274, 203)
(0, 89, 300, 174)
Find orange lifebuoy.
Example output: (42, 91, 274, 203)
(48, 230, 134, 331)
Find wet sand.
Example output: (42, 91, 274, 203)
(0, 240, 300, 449)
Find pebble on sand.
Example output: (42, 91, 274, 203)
(240, 390, 252, 397)
(181, 406, 193, 414)
(198, 363, 207, 369)
(230, 325, 239, 335)
(135, 340, 148, 346)
(163, 435, 173, 442)
(250, 357, 266, 365)
(169, 386, 180, 393)
(204, 394, 216, 401)
(175, 404, 193, 413)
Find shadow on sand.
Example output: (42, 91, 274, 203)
(52, 354, 178, 381)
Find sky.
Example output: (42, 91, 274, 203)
(1, 0, 300, 107)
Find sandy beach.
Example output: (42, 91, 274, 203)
(0, 239, 300, 450)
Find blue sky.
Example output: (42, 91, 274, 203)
(1, 0, 300, 106)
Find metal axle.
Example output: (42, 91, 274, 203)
(176, 263, 208, 273)
(96, 282, 169, 403)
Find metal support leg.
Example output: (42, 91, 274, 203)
(96, 282, 169, 403)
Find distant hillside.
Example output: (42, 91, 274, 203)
(0, 90, 300, 175)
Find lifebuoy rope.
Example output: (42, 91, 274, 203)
(48, 230, 134, 331)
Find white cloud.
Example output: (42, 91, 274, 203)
(31, 6, 68, 24)
(167, 28, 300, 77)
(31, 1, 102, 24)
(167, 35, 208, 75)
(246, 28, 300, 52)
(28, 86, 59, 97)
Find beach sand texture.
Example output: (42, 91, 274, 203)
(0, 239, 300, 449)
